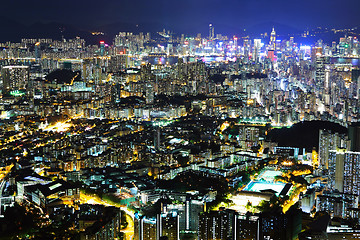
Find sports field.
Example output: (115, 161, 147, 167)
(256, 169, 282, 182)
(243, 181, 286, 196)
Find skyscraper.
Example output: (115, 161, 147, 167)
(328, 149, 346, 192)
(209, 24, 214, 40)
(235, 213, 259, 239)
(253, 39, 262, 63)
(349, 123, 360, 152)
(270, 27, 276, 50)
(134, 212, 179, 240)
(157, 212, 179, 240)
(35, 42, 41, 60)
(198, 209, 235, 240)
(146, 83, 154, 105)
(329, 150, 360, 196)
(318, 129, 349, 169)
(134, 216, 157, 240)
(267, 50, 275, 62)
(100, 41, 105, 56)
(1, 65, 29, 94)
(315, 55, 325, 87)
(343, 152, 360, 196)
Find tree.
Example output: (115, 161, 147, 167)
(245, 200, 252, 210)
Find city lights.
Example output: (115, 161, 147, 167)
(0, 7, 359, 239)
(41, 121, 72, 132)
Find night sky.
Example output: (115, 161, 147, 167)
(4, 0, 360, 33)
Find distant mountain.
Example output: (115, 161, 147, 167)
(0, 16, 102, 44)
(0, 16, 27, 42)
(94, 21, 163, 36)
(245, 21, 302, 37)
(94, 20, 209, 38)
(0, 16, 171, 44)
(0, 15, 357, 45)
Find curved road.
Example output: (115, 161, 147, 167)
(80, 192, 134, 239)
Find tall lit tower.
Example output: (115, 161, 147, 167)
(146, 83, 154, 104)
(100, 41, 105, 56)
(35, 42, 41, 61)
(270, 27, 276, 50)
(315, 54, 325, 89)
(233, 37, 238, 49)
(209, 24, 214, 40)
(253, 39, 262, 63)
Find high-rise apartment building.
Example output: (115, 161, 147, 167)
(198, 209, 235, 240)
(318, 129, 349, 169)
(349, 123, 360, 152)
(1, 65, 29, 94)
(146, 83, 154, 105)
(134, 212, 179, 240)
(343, 152, 360, 196)
(329, 150, 360, 196)
(316, 190, 358, 219)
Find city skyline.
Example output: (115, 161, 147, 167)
(0, 1, 360, 239)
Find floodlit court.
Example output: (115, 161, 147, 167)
(229, 168, 292, 213)
(256, 169, 282, 182)
(244, 181, 286, 196)
(229, 191, 273, 213)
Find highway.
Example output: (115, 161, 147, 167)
(80, 191, 134, 239)
(0, 164, 13, 198)
(0, 164, 14, 217)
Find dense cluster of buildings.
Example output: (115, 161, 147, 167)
(0, 25, 359, 239)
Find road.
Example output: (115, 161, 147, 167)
(0, 164, 13, 198)
(121, 213, 134, 240)
(80, 191, 134, 239)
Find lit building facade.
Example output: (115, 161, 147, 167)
(1, 65, 29, 94)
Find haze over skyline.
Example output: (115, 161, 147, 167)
(4, 0, 360, 32)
